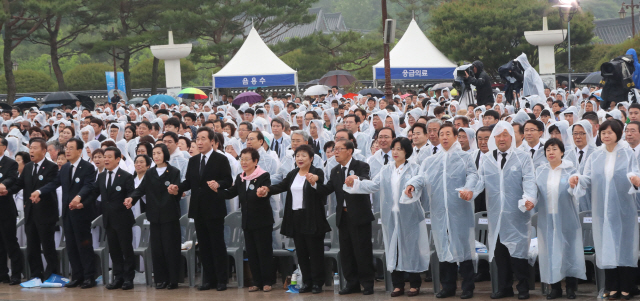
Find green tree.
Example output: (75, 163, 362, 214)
(26, 0, 111, 91)
(161, 0, 316, 70)
(428, 0, 594, 75)
(64, 63, 114, 90)
(130, 58, 197, 89)
(275, 31, 384, 82)
(0, 69, 55, 93)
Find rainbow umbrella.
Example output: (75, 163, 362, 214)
(178, 87, 207, 100)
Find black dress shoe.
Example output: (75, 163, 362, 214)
(106, 280, 124, 290)
(436, 289, 456, 298)
(474, 272, 491, 282)
(621, 293, 632, 300)
(546, 289, 562, 299)
(156, 282, 168, 289)
(490, 291, 515, 299)
(216, 283, 227, 291)
(391, 288, 404, 297)
(339, 286, 361, 295)
(312, 285, 322, 294)
(607, 292, 621, 300)
(460, 290, 474, 299)
(299, 285, 312, 293)
(407, 288, 420, 297)
(81, 279, 96, 289)
(518, 291, 530, 299)
(65, 279, 83, 288)
(198, 283, 211, 290)
(121, 281, 133, 290)
(363, 287, 374, 295)
(167, 283, 178, 290)
(566, 287, 576, 299)
(9, 278, 20, 286)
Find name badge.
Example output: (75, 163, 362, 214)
(75, 178, 80, 183)
(0, 173, 3, 178)
(478, 218, 488, 225)
(377, 218, 382, 224)
(38, 175, 43, 181)
(583, 217, 592, 223)
(349, 170, 354, 176)
(249, 184, 255, 190)
(425, 218, 431, 225)
(115, 186, 121, 191)
(165, 181, 170, 186)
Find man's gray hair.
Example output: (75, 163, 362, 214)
(291, 130, 309, 141)
(426, 118, 443, 127)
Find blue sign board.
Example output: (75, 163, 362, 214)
(374, 67, 455, 80)
(105, 72, 127, 102)
(214, 74, 295, 88)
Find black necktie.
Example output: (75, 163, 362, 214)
(69, 164, 74, 184)
(433, 147, 438, 155)
(383, 154, 389, 165)
(33, 163, 38, 177)
(579, 150, 584, 164)
(107, 171, 113, 190)
(530, 149, 535, 158)
(274, 140, 280, 157)
(200, 155, 206, 177)
(416, 148, 420, 154)
(500, 153, 507, 169)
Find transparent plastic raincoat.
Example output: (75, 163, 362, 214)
(535, 160, 586, 284)
(345, 161, 430, 272)
(474, 121, 537, 261)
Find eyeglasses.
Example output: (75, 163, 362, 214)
(334, 147, 347, 153)
(572, 132, 587, 137)
(626, 129, 638, 134)
(377, 135, 392, 140)
(524, 129, 540, 133)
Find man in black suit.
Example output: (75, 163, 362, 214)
(4, 137, 58, 282)
(169, 127, 232, 291)
(34, 137, 97, 288)
(0, 137, 24, 285)
(85, 147, 136, 290)
(309, 140, 375, 295)
(90, 117, 106, 142)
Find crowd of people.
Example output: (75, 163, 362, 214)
(0, 62, 637, 300)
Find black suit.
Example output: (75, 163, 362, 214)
(96, 134, 106, 142)
(219, 172, 274, 287)
(86, 167, 136, 282)
(177, 150, 232, 285)
(130, 164, 182, 285)
(269, 166, 330, 287)
(39, 159, 96, 282)
(9, 158, 59, 280)
(0, 156, 23, 279)
(316, 159, 375, 290)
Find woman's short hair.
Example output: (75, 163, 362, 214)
(136, 142, 153, 156)
(240, 147, 260, 162)
(543, 138, 565, 159)
(294, 144, 315, 163)
(135, 154, 152, 167)
(391, 137, 413, 159)
(153, 143, 170, 163)
(599, 119, 623, 142)
(92, 148, 104, 158)
(62, 126, 75, 137)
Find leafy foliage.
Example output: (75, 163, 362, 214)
(130, 58, 197, 89)
(0, 69, 55, 93)
(64, 63, 114, 90)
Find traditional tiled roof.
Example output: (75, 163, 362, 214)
(594, 15, 640, 44)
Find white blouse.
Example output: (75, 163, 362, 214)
(291, 174, 306, 210)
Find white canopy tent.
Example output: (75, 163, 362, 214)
(212, 27, 298, 94)
(373, 19, 456, 87)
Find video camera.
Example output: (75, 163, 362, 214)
(453, 64, 474, 92)
(601, 54, 636, 108)
(498, 59, 524, 104)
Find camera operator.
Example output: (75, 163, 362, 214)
(464, 61, 493, 106)
(326, 86, 342, 102)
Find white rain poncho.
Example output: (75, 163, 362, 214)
(85, 140, 101, 161)
(572, 142, 640, 269)
(366, 149, 390, 213)
(386, 113, 404, 138)
(558, 107, 578, 123)
(447, 101, 460, 116)
(322, 109, 337, 135)
(114, 139, 134, 174)
(403, 141, 478, 264)
(511, 110, 531, 125)
(535, 160, 586, 284)
(79, 125, 95, 144)
(110, 123, 125, 142)
(306, 120, 332, 159)
(345, 161, 430, 272)
(354, 131, 372, 157)
(460, 127, 477, 152)
(542, 121, 578, 168)
(474, 121, 537, 261)
(568, 120, 597, 175)
(5, 137, 19, 159)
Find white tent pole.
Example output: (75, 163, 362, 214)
(294, 72, 299, 97)
(373, 67, 377, 89)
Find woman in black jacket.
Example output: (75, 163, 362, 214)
(126, 144, 182, 289)
(217, 147, 274, 292)
(257, 144, 330, 294)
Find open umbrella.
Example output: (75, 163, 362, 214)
(128, 97, 146, 106)
(14, 97, 39, 110)
(0, 102, 10, 111)
(303, 84, 331, 96)
(178, 87, 208, 100)
(75, 94, 95, 111)
(39, 103, 63, 112)
(581, 71, 602, 85)
(358, 88, 384, 97)
(233, 92, 262, 106)
(343, 93, 359, 99)
(148, 94, 179, 106)
(319, 70, 357, 87)
(43, 91, 78, 105)
(431, 82, 453, 91)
